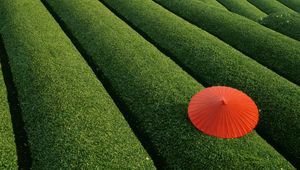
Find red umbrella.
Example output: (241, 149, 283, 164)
(188, 86, 259, 138)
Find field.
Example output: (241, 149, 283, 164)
(217, 0, 267, 21)
(0, 0, 299, 169)
(277, 0, 300, 12)
(0, 38, 17, 170)
(248, 0, 297, 14)
(260, 12, 300, 41)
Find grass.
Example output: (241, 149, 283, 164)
(154, 0, 300, 85)
(42, 0, 296, 169)
(247, 0, 296, 14)
(277, 0, 300, 12)
(216, 0, 267, 21)
(0, 0, 155, 169)
(102, 0, 300, 166)
(260, 13, 300, 41)
(196, 0, 227, 10)
(0, 49, 17, 170)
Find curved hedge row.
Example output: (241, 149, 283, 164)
(277, 0, 300, 12)
(0, 0, 154, 169)
(260, 13, 300, 41)
(248, 0, 296, 14)
(43, 0, 295, 169)
(217, 0, 300, 41)
(154, 0, 300, 85)
(217, 0, 267, 21)
(197, 0, 227, 9)
(0, 49, 17, 169)
(101, 0, 300, 165)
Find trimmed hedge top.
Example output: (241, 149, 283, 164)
(0, 0, 154, 169)
(103, 0, 300, 166)
(277, 0, 300, 12)
(44, 0, 295, 169)
(0, 47, 18, 170)
(248, 0, 296, 14)
(154, 0, 300, 85)
(197, 0, 227, 9)
(260, 12, 300, 41)
(217, 0, 267, 21)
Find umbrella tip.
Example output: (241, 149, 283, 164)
(220, 97, 228, 105)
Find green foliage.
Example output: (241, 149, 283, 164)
(105, 0, 300, 164)
(217, 0, 267, 21)
(277, 0, 300, 12)
(155, 0, 300, 85)
(260, 13, 300, 41)
(0, 0, 154, 169)
(0, 58, 17, 169)
(197, 0, 227, 9)
(248, 0, 296, 14)
(217, 0, 300, 41)
(44, 0, 295, 169)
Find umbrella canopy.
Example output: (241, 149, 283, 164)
(188, 86, 259, 138)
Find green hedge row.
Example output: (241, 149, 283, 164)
(102, 0, 300, 165)
(216, 0, 300, 41)
(277, 0, 300, 12)
(43, 0, 295, 169)
(0, 0, 154, 169)
(217, 0, 267, 21)
(0, 49, 17, 169)
(154, 0, 300, 85)
(197, 0, 227, 9)
(260, 13, 300, 41)
(248, 0, 296, 14)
